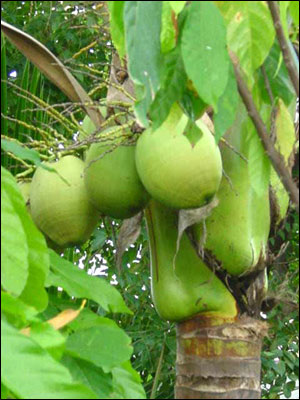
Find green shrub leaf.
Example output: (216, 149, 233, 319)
(181, 1, 229, 110)
(48, 250, 132, 314)
(217, 1, 275, 76)
(66, 317, 132, 372)
(1, 319, 98, 399)
(108, 1, 126, 59)
(124, 1, 162, 127)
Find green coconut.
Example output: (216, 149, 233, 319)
(30, 155, 99, 248)
(135, 103, 222, 209)
(18, 181, 31, 211)
(84, 138, 150, 219)
(192, 104, 270, 276)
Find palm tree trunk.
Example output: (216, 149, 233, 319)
(175, 314, 268, 399)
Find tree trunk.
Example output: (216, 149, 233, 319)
(175, 314, 268, 399)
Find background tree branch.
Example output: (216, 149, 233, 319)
(230, 52, 299, 214)
(267, 0, 299, 97)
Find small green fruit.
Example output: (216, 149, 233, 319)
(135, 104, 222, 209)
(30, 155, 99, 247)
(84, 140, 150, 219)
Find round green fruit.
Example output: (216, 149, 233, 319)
(135, 104, 222, 209)
(30, 155, 99, 248)
(84, 140, 150, 219)
(18, 181, 31, 210)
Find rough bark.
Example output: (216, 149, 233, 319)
(175, 314, 268, 399)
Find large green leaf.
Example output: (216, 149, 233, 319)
(2, 167, 49, 311)
(217, 1, 275, 76)
(1, 292, 38, 329)
(1, 319, 98, 399)
(26, 322, 66, 361)
(150, 48, 187, 130)
(108, 1, 126, 59)
(168, 1, 186, 15)
(48, 250, 132, 314)
(214, 62, 239, 142)
(1, 186, 29, 296)
(161, 1, 176, 53)
(279, 0, 290, 39)
(1, 139, 59, 174)
(270, 99, 297, 220)
(124, 1, 162, 127)
(273, 99, 296, 163)
(62, 355, 113, 399)
(258, 43, 295, 107)
(181, 1, 230, 110)
(112, 361, 146, 399)
(247, 120, 271, 196)
(289, 1, 299, 26)
(66, 317, 132, 373)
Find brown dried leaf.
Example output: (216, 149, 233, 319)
(174, 197, 219, 268)
(107, 52, 135, 105)
(21, 300, 86, 336)
(115, 212, 143, 273)
(1, 20, 103, 128)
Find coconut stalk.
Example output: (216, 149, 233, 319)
(175, 315, 268, 399)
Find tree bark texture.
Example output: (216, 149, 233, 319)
(175, 314, 268, 399)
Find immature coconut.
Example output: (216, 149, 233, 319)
(30, 155, 99, 247)
(84, 135, 150, 219)
(18, 181, 31, 211)
(135, 103, 222, 209)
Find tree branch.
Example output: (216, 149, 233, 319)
(230, 52, 299, 214)
(267, 0, 299, 97)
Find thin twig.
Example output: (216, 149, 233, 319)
(150, 334, 166, 399)
(267, 1, 299, 97)
(230, 51, 299, 213)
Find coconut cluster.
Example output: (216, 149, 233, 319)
(24, 103, 222, 249)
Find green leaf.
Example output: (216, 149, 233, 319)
(1, 167, 49, 311)
(1, 33, 8, 137)
(48, 250, 132, 314)
(26, 322, 66, 361)
(289, 1, 299, 26)
(1, 139, 41, 164)
(214, 62, 239, 142)
(62, 355, 113, 399)
(273, 359, 286, 376)
(217, 1, 275, 76)
(150, 48, 187, 130)
(258, 43, 295, 107)
(1, 180, 29, 296)
(112, 361, 146, 399)
(161, 2, 176, 53)
(108, 1, 126, 59)
(1, 319, 98, 399)
(279, 0, 290, 39)
(66, 317, 132, 372)
(181, 1, 230, 110)
(124, 1, 162, 127)
(90, 228, 107, 252)
(184, 120, 203, 148)
(270, 99, 296, 220)
(1, 139, 57, 174)
(180, 90, 207, 122)
(247, 124, 271, 196)
(274, 99, 296, 164)
(1, 292, 38, 328)
(168, 1, 186, 15)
